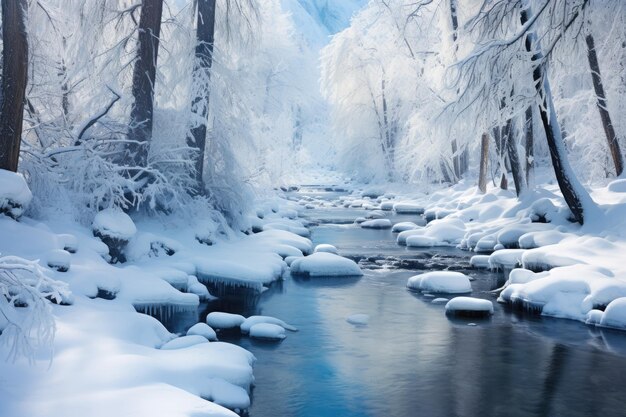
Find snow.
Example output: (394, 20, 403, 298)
(161, 335, 209, 350)
(92, 208, 137, 240)
(187, 323, 218, 341)
(600, 298, 626, 330)
(240, 316, 297, 334)
(393, 202, 424, 214)
(445, 297, 494, 315)
(186, 275, 212, 300)
(391, 222, 420, 233)
(290, 252, 363, 277)
(249, 323, 287, 340)
(314, 243, 338, 254)
(360, 219, 392, 229)
(206, 312, 246, 330)
(407, 271, 472, 294)
(0, 169, 32, 219)
(46, 249, 72, 272)
(403, 219, 466, 247)
(470, 255, 490, 269)
(346, 313, 369, 325)
(432, 298, 449, 304)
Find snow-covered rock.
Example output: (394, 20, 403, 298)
(58, 234, 79, 254)
(161, 335, 208, 350)
(46, 249, 72, 272)
(391, 222, 420, 233)
(445, 297, 494, 316)
(380, 201, 394, 211)
(470, 255, 490, 269)
(240, 316, 297, 334)
(360, 219, 392, 229)
(0, 169, 32, 219)
(432, 297, 449, 304)
(290, 252, 363, 277)
(314, 244, 338, 254)
(407, 271, 472, 294)
(346, 313, 369, 325)
(92, 209, 137, 263)
(187, 323, 218, 341)
(206, 312, 246, 330)
(600, 298, 626, 330)
(249, 323, 286, 340)
(393, 202, 424, 214)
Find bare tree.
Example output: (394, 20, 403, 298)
(525, 106, 534, 187)
(0, 0, 28, 172)
(478, 132, 490, 193)
(585, 29, 623, 176)
(127, 0, 164, 171)
(188, 0, 217, 191)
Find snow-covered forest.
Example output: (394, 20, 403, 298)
(1, 0, 626, 416)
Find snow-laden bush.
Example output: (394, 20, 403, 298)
(0, 256, 72, 361)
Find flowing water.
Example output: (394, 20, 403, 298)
(170, 186, 626, 417)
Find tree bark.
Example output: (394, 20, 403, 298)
(521, 1, 594, 224)
(127, 0, 163, 170)
(0, 0, 28, 172)
(585, 32, 623, 176)
(525, 106, 534, 187)
(504, 118, 526, 196)
(478, 132, 489, 193)
(188, 0, 217, 190)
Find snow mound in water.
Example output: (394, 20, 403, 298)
(93, 208, 137, 240)
(161, 335, 208, 350)
(407, 271, 472, 294)
(393, 202, 424, 214)
(206, 312, 246, 330)
(432, 298, 449, 304)
(380, 201, 394, 211)
(187, 323, 218, 341)
(470, 255, 490, 269)
(314, 244, 338, 254)
(290, 252, 363, 277)
(445, 297, 494, 316)
(391, 222, 420, 233)
(400, 219, 466, 247)
(346, 313, 369, 325)
(0, 169, 32, 219)
(360, 219, 392, 229)
(599, 298, 626, 329)
(249, 323, 286, 340)
(240, 316, 297, 334)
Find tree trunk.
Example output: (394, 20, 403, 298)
(504, 119, 526, 196)
(521, 2, 595, 224)
(478, 132, 489, 193)
(525, 106, 534, 187)
(585, 32, 623, 176)
(127, 0, 163, 171)
(0, 0, 28, 172)
(188, 0, 217, 190)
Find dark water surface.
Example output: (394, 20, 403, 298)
(175, 187, 626, 417)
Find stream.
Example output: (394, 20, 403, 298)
(170, 186, 626, 417)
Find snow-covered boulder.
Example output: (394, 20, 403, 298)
(187, 323, 218, 341)
(206, 312, 246, 330)
(445, 297, 494, 317)
(249, 323, 286, 340)
(46, 249, 71, 272)
(432, 298, 449, 304)
(290, 252, 363, 277)
(0, 169, 32, 219)
(407, 271, 472, 294)
(393, 202, 424, 214)
(380, 201, 394, 211)
(346, 313, 369, 325)
(240, 316, 297, 334)
(365, 210, 386, 219)
(361, 219, 392, 229)
(314, 244, 338, 254)
(92, 208, 137, 263)
(600, 298, 626, 330)
(470, 255, 490, 269)
(391, 222, 420, 233)
(161, 335, 208, 350)
(57, 233, 79, 254)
